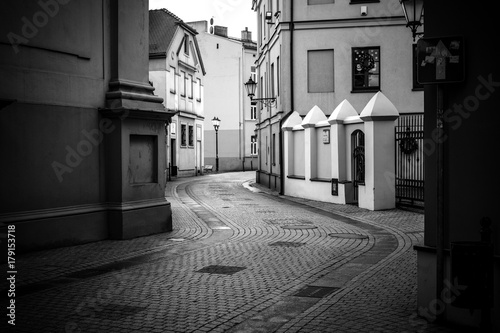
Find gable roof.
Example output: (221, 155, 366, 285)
(149, 8, 197, 55)
(149, 8, 205, 75)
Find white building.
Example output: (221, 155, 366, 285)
(252, 0, 424, 201)
(149, 9, 206, 177)
(188, 21, 258, 172)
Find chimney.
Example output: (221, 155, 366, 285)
(213, 25, 228, 37)
(241, 27, 252, 41)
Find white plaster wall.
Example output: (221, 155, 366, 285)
(292, 129, 305, 176)
(316, 126, 331, 179)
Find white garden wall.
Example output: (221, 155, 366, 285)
(282, 92, 399, 211)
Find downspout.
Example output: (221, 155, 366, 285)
(279, 0, 294, 195)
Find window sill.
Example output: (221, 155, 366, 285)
(310, 178, 331, 183)
(351, 88, 380, 94)
(196, 98, 202, 102)
(350, 0, 379, 4)
(170, 90, 176, 94)
(287, 175, 305, 180)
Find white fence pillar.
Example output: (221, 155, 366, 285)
(328, 100, 359, 204)
(328, 100, 358, 181)
(302, 105, 327, 181)
(281, 111, 303, 195)
(359, 92, 399, 210)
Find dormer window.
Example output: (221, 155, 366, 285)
(184, 34, 189, 55)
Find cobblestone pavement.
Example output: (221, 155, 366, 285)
(1, 171, 469, 332)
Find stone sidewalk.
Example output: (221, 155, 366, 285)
(2, 172, 469, 332)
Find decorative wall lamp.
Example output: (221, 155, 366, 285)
(399, 0, 424, 41)
(211, 116, 220, 172)
(244, 76, 276, 107)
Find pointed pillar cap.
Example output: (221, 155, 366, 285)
(360, 91, 399, 121)
(302, 105, 327, 128)
(282, 111, 302, 131)
(328, 100, 358, 124)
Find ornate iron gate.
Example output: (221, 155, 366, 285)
(352, 130, 365, 203)
(395, 113, 424, 207)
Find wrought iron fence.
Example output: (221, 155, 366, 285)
(395, 113, 424, 207)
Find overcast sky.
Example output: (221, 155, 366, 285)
(149, 0, 257, 39)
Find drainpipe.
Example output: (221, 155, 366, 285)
(279, 0, 294, 195)
(290, 0, 294, 114)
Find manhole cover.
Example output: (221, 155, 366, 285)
(196, 265, 246, 275)
(293, 286, 340, 298)
(282, 225, 318, 230)
(328, 233, 368, 239)
(269, 241, 305, 247)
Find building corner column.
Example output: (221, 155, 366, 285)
(102, 0, 174, 239)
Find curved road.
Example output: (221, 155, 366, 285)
(10, 171, 460, 333)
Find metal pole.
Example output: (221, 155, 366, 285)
(436, 84, 445, 323)
(215, 129, 219, 172)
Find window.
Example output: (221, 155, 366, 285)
(271, 63, 275, 98)
(265, 135, 268, 165)
(250, 102, 257, 120)
(263, 6, 266, 40)
(412, 44, 424, 90)
(184, 34, 189, 55)
(352, 47, 380, 92)
(188, 125, 194, 146)
(260, 75, 264, 110)
(308, 0, 334, 4)
(308, 49, 334, 93)
(259, 14, 263, 41)
(180, 71, 186, 96)
(188, 74, 193, 99)
(251, 66, 256, 81)
(251, 136, 257, 155)
(197, 78, 202, 101)
(272, 133, 276, 166)
(277, 56, 280, 96)
(181, 124, 187, 147)
(169, 67, 176, 94)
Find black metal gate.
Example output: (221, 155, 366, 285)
(395, 113, 424, 207)
(352, 130, 365, 203)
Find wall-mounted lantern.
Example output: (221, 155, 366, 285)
(399, 0, 424, 41)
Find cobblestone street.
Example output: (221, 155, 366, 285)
(2, 172, 467, 332)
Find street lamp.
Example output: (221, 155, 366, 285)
(399, 0, 424, 41)
(211, 116, 220, 172)
(244, 76, 276, 107)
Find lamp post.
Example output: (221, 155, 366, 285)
(211, 116, 220, 172)
(399, 0, 424, 41)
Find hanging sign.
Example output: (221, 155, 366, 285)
(417, 36, 464, 84)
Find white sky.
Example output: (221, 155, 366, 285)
(149, 0, 257, 39)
